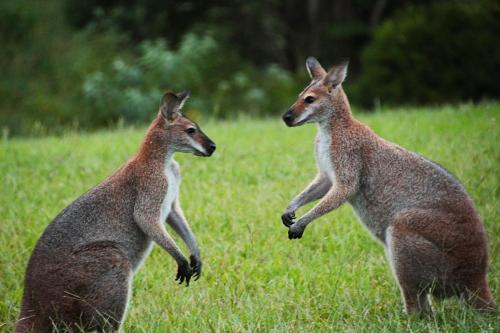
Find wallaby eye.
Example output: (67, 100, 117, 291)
(304, 96, 315, 104)
(185, 127, 196, 135)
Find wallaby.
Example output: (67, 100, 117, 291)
(281, 57, 496, 315)
(15, 91, 216, 332)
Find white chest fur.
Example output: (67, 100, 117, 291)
(316, 125, 337, 185)
(160, 158, 180, 222)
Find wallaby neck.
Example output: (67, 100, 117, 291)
(135, 117, 175, 166)
(163, 150, 175, 167)
(318, 89, 353, 131)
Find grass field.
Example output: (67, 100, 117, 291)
(0, 103, 498, 332)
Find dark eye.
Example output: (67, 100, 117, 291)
(186, 127, 196, 135)
(304, 96, 315, 104)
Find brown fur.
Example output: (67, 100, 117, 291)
(281, 57, 496, 315)
(16, 91, 215, 332)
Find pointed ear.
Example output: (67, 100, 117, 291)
(176, 90, 190, 110)
(306, 56, 326, 80)
(159, 92, 181, 121)
(323, 61, 348, 90)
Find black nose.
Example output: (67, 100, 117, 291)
(282, 109, 294, 125)
(282, 111, 293, 122)
(207, 142, 216, 155)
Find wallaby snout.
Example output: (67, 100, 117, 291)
(206, 140, 216, 156)
(196, 134, 216, 157)
(282, 109, 295, 127)
(282, 106, 310, 127)
(189, 126, 216, 157)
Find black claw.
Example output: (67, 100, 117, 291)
(288, 227, 304, 240)
(176, 259, 193, 286)
(282, 212, 296, 228)
(189, 255, 202, 282)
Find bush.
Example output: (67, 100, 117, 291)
(83, 34, 300, 123)
(358, 0, 500, 107)
(0, 0, 128, 136)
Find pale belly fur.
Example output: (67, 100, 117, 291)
(316, 125, 385, 243)
(161, 159, 180, 222)
(316, 124, 337, 186)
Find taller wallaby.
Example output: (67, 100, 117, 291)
(281, 57, 496, 315)
(16, 91, 216, 332)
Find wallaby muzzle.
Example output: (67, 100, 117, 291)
(194, 136, 216, 157)
(205, 140, 216, 156)
(282, 109, 295, 127)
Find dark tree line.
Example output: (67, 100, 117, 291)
(1, 0, 497, 136)
(63, 0, 438, 73)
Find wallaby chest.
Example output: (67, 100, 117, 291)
(315, 125, 336, 183)
(160, 159, 180, 222)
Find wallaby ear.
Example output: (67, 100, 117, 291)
(323, 61, 348, 90)
(176, 90, 190, 110)
(306, 56, 326, 80)
(159, 92, 181, 121)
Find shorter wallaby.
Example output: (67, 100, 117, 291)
(281, 57, 496, 315)
(15, 91, 216, 332)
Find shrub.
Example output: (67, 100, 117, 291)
(358, 0, 500, 107)
(0, 0, 128, 136)
(83, 34, 300, 123)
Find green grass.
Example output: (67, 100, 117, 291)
(0, 103, 498, 332)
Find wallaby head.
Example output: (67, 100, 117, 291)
(282, 57, 348, 127)
(156, 90, 216, 157)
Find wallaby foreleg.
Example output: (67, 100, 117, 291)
(282, 172, 331, 227)
(166, 200, 202, 279)
(287, 186, 352, 239)
(287, 159, 359, 239)
(134, 190, 192, 285)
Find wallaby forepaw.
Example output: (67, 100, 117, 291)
(281, 211, 296, 227)
(190, 255, 202, 281)
(288, 224, 305, 240)
(175, 259, 192, 286)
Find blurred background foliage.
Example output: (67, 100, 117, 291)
(0, 0, 499, 136)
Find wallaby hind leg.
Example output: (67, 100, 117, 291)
(386, 219, 451, 316)
(20, 242, 132, 332)
(79, 269, 132, 332)
(386, 208, 494, 315)
(91, 268, 132, 332)
(65, 242, 133, 332)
